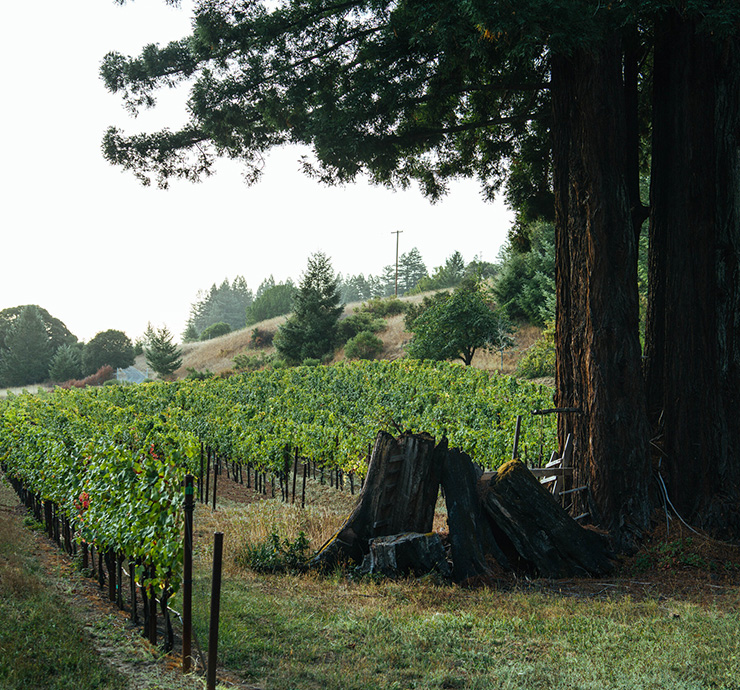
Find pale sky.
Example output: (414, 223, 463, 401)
(1, 0, 513, 343)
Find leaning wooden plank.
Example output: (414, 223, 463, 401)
(440, 444, 511, 582)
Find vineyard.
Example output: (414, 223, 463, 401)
(0, 360, 555, 632)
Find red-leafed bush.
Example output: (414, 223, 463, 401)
(59, 365, 115, 390)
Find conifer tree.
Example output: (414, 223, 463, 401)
(101, 1, 740, 544)
(145, 326, 183, 378)
(275, 252, 343, 364)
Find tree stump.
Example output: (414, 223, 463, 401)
(478, 460, 614, 578)
(310, 431, 615, 581)
(358, 533, 451, 579)
(440, 443, 512, 582)
(310, 431, 444, 570)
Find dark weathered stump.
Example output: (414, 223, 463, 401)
(310, 431, 444, 569)
(359, 533, 451, 579)
(479, 460, 614, 578)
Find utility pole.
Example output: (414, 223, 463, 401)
(391, 230, 403, 296)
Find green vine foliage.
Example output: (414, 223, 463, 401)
(0, 360, 555, 595)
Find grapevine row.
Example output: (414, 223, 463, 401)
(0, 359, 556, 596)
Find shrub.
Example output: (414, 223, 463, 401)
(302, 358, 321, 367)
(199, 322, 232, 341)
(515, 322, 555, 378)
(233, 352, 271, 372)
(59, 365, 115, 390)
(250, 327, 274, 348)
(337, 312, 386, 343)
(358, 296, 406, 317)
(186, 368, 216, 380)
(345, 331, 384, 360)
(235, 531, 310, 573)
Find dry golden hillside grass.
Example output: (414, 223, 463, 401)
(146, 293, 543, 381)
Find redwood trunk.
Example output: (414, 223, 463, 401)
(550, 40, 650, 549)
(646, 13, 740, 537)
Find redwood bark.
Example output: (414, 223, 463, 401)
(550, 39, 651, 550)
(646, 13, 740, 538)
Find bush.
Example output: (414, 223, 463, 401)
(344, 331, 384, 360)
(233, 352, 272, 372)
(515, 322, 555, 378)
(199, 322, 232, 341)
(302, 358, 321, 367)
(358, 297, 406, 317)
(235, 531, 310, 573)
(337, 312, 386, 343)
(59, 365, 115, 390)
(250, 327, 274, 348)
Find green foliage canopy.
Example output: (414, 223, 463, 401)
(185, 276, 253, 338)
(406, 280, 513, 366)
(245, 277, 297, 325)
(83, 330, 135, 375)
(199, 321, 232, 341)
(0, 306, 77, 387)
(493, 222, 556, 326)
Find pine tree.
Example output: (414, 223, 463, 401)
(48, 344, 83, 382)
(275, 253, 343, 364)
(145, 326, 183, 379)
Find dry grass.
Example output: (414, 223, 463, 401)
(191, 474, 449, 576)
(167, 294, 542, 378)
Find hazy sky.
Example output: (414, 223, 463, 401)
(1, 0, 513, 343)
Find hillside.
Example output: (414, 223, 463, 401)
(140, 294, 543, 381)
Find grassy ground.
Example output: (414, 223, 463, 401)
(3, 473, 740, 690)
(0, 482, 127, 690)
(179, 480, 740, 690)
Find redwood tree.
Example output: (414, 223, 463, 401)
(550, 38, 650, 550)
(101, 0, 740, 545)
(646, 10, 740, 538)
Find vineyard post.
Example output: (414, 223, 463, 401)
(199, 443, 204, 503)
(512, 415, 523, 460)
(301, 461, 307, 509)
(116, 552, 124, 609)
(44, 500, 52, 538)
(183, 474, 194, 673)
(206, 532, 224, 690)
(283, 452, 290, 502)
(292, 448, 299, 504)
(212, 459, 218, 511)
(205, 448, 211, 505)
(129, 558, 139, 625)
